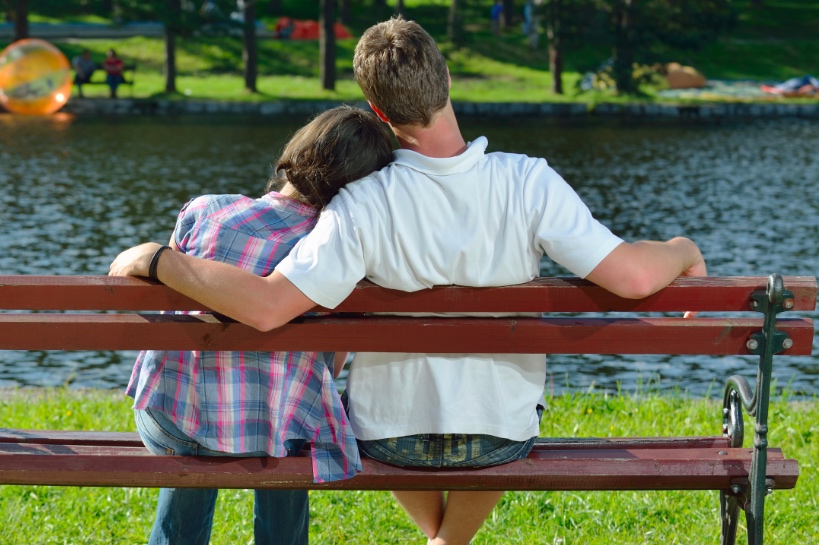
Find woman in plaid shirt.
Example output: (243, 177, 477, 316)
(128, 106, 393, 545)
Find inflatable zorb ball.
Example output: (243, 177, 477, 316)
(0, 39, 72, 115)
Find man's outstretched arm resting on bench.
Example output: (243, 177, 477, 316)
(108, 237, 706, 331)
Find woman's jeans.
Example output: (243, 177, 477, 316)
(135, 408, 308, 545)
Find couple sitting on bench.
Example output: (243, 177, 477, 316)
(109, 16, 706, 545)
(72, 48, 127, 98)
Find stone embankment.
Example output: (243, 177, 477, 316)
(58, 97, 819, 118)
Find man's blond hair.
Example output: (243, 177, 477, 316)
(353, 16, 449, 127)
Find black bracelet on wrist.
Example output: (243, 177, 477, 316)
(148, 245, 171, 282)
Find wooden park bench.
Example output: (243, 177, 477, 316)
(0, 273, 815, 544)
(75, 62, 137, 97)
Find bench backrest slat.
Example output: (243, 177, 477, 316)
(1, 275, 816, 312)
(0, 314, 813, 354)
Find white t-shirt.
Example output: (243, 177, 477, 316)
(276, 137, 623, 441)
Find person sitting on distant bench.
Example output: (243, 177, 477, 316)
(72, 49, 97, 98)
(103, 49, 125, 99)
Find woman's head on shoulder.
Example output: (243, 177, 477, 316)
(269, 105, 394, 209)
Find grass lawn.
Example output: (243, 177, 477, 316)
(0, 388, 816, 544)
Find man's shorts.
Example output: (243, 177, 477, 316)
(356, 406, 544, 469)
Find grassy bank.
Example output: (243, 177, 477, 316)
(2, 0, 817, 104)
(0, 388, 816, 544)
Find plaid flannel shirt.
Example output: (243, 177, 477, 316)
(127, 192, 361, 482)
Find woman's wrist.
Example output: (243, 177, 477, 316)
(148, 245, 172, 282)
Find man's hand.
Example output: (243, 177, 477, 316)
(109, 242, 162, 278)
(681, 250, 708, 319)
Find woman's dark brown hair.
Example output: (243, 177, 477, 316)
(267, 105, 393, 209)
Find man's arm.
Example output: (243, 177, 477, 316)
(109, 242, 316, 331)
(585, 237, 706, 300)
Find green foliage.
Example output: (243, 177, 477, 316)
(3, 0, 817, 103)
(583, 0, 737, 93)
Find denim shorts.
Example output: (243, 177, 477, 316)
(356, 406, 544, 469)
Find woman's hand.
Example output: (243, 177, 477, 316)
(109, 242, 162, 277)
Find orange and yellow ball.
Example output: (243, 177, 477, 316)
(0, 38, 72, 115)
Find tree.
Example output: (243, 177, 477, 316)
(163, 0, 182, 93)
(241, 0, 258, 92)
(339, 0, 352, 24)
(268, 0, 282, 15)
(116, 0, 209, 94)
(6, 0, 29, 41)
(320, 0, 336, 90)
(589, 0, 735, 94)
(543, 0, 565, 94)
(448, 0, 464, 46)
(503, 0, 515, 29)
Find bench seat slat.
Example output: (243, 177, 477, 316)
(0, 315, 812, 355)
(0, 429, 733, 450)
(0, 442, 797, 491)
(1, 275, 815, 312)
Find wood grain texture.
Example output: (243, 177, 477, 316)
(0, 275, 815, 312)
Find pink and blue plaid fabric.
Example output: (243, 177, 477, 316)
(126, 192, 361, 482)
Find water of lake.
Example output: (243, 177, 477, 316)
(1, 112, 817, 396)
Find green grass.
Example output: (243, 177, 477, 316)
(1, 388, 816, 544)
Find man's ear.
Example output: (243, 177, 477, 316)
(368, 102, 390, 123)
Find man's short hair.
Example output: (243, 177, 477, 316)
(353, 16, 450, 127)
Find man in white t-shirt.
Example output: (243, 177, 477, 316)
(111, 16, 706, 545)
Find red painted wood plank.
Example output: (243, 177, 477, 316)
(0, 429, 145, 447)
(0, 429, 731, 450)
(0, 314, 812, 355)
(0, 443, 797, 491)
(0, 275, 815, 312)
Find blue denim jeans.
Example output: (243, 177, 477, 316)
(357, 406, 544, 468)
(135, 408, 308, 545)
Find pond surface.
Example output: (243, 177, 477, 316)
(1, 112, 817, 396)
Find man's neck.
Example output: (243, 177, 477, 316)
(391, 103, 467, 158)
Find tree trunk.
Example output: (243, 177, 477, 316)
(320, 0, 336, 91)
(611, 0, 636, 94)
(339, 0, 351, 24)
(164, 26, 177, 93)
(9, 0, 29, 41)
(548, 42, 563, 94)
(243, 0, 258, 93)
(502, 0, 515, 29)
(545, 0, 562, 94)
(448, 0, 464, 46)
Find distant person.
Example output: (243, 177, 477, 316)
(102, 48, 124, 98)
(490, 0, 504, 35)
(71, 49, 96, 98)
(128, 106, 393, 545)
(522, 0, 541, 49)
